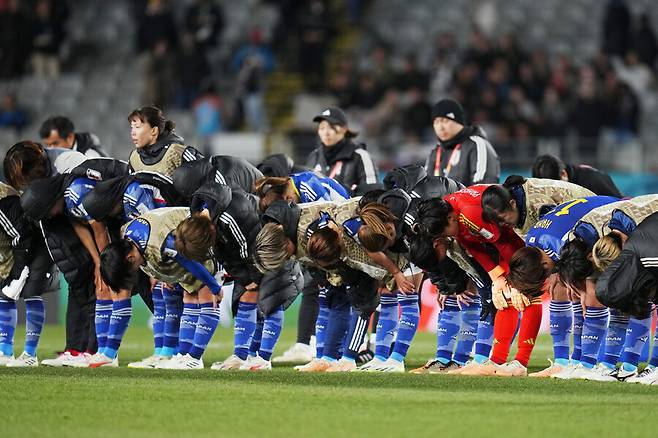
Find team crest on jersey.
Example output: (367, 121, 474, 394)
(479, 228, 494, 239)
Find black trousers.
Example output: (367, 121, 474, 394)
(65, 279, 96, 353)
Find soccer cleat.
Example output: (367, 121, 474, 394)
(0, 352, 15, 366)
(166, 354, 204, 370)
(371, 358, 405, 373)
(459, 359, 500, 376)
(551, 364, 579, 379)
(241, 355, 272, 371)
(155, 354, 185, 369)
(325, 358, 357, 372)
(627, 366, 658, 384)
(210, 354, 245, 371)
(583, 364, 618, 382)
(88, 353, 118, 368)
(529, 360, 565, 378)
(355, 357, 387, 372)
(295, 358, 331, 372)
(271, 343, 314, 364)
(42, 351, 88, 368)
(614, 367, 638, 382)
(495, 360, 527, 377)
(447, 360, 478, 375)
(127, 355, 169, 369)
(6, 352, 38, 367)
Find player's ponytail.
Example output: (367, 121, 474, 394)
(592, 232, 624, 272)
(358, 202, 397, 252)
(481, 184, 514, 223)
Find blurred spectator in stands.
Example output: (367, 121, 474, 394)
(394, 55, 429, 93)
(233, 29, 274, 132)
(30, 0, 66, 79)
(137, 0, 178, 107)
(537, 87, 568, 142)
(0, 94, 28, 133)
(352, 71, 382, 109)
(184, 0, 223, 53)
(401, 87, 431, 143)
(297, 0, 331, 91)
(175, 32, 210, 109)
(612, 51, 653, 106)
(192, 82, 223, 155)
(601, 72, 640, 141)
(0, 0, 32, 78)
(497, 33, 526, 76)
(362, 45, 393, 89)
(569, 70, 605, 159)
(602, 0, 631, 57)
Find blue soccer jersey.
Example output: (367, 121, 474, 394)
(123, 181, 167, 221)
(525, 196, 619, 260)
(289, 171, 349, 203)
(64, 177, 98, 222)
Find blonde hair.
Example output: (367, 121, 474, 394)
(308, 227, 343, 266)
(358, 202, 397, 252)
(592, 232, 624, 272)
(254, 222, 291, 273)
(253, 176, 290, 198)
(175, 214, 214, 261)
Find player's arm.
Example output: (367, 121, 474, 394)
(365, 249, 414, 293)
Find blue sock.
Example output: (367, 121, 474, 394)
(390, 293, 419, 362)
(650, 321, 658, 368)
(453, 298, 480, 365)
(162, 285, 183, 357)
(342, 310, 368, 362)
(94, 299, 112, 354)
(549, 301, 573, 366)
(0, 299, 17, 356)
(151, 283, 165, 356)
(474, 311, 494, 363)
(104, 299, 132, 359)
(620, 315, 652, 371)
(375, 294, 398, 361)
(322, 299, 351, 361)
(315, 288, 329, 358)
(249, 317, 264, 357)
(189, 303, 220, 359)
(571, 303, 584, 365)
(179, 302, 200, 356)
(259, 305, 284, 361)
(581, 307, 609, 368)
(435, 297, 460, 364)
(234, 302, 257, 360)
(24, 297, 45, 357)
(599, 310, 628, 369)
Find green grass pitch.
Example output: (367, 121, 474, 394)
(1, 324, 656, 438)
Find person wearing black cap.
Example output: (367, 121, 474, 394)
(307, 107, 378, 194)
(425, 98, 500, 186)
(532, 154, 622, 197)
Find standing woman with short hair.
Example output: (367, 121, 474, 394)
(307, 107, 378, 194)
(127, 105, 204, 176)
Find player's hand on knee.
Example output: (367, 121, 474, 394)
(510, 288, 530, 312)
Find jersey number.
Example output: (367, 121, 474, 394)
(554, 199, 587, 216)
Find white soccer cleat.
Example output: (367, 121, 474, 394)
(355, 357, 386, 372)
(241, 355, 272, 371)
(583, 363, 618, 382)
(614, 367, 638, 382)
(627, 366, 658, 385)
(271, 343, 314, 364)
(294, 358, 331, 372)
(87, 353, 118, 368)
(155, 354, 185, 369)
(551, 364, 580, 380)
(127, 355, 169, 369)
(42, 351, 89, 368)
(6, 352, 38, 367)
(495, 360, 528, 377)
(211, 354, 245, 371)
(0, 352, 15, 366)
(325, 358, 357, 372)
(166, 354, 204, 370)
(371, 358, 405, 373)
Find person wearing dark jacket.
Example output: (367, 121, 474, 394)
(532, 154, 622, 197)
(257, 153, 309, 177)
(40, 116, 108, 158)
(128, 106, 204, 177)
(180, 183, 303, 371)
(307, 107, 378, 193)
(425, 98, 500, 186)
(0, 182, 57, 367)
